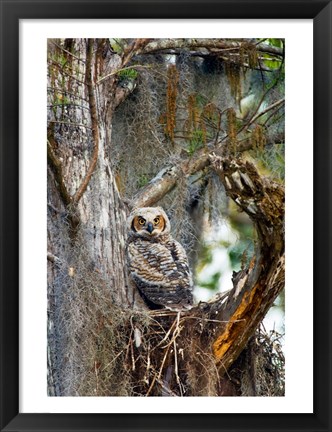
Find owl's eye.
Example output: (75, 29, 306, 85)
(138, 217, 145, 226)
(153, 217, 160, 225)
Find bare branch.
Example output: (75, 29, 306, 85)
(142, 38, 283, 57)
(49, 40, 86, 64)
(122, 38, 152, 67)
(248, 98, 285, 127)
(256, 41, 284, 56)
(130, 148, 210, 209)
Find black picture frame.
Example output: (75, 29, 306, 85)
(0, 1, 331, 431)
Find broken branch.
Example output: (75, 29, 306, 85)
(208, 156, 285, 373)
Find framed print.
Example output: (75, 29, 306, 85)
(0, 0, 331, 431)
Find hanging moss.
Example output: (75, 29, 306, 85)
(251, 124, 267, 151)
(240, 41, 259, 71)
(187, 93, 199, 131)
(166, 64, 179, 144)
(225, 61, 242, 101)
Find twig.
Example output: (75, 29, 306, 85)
(48, 59, 86, 85)
(232, 60, 284, 139)
(153, 316, 178, 349)
(125, 327, 134, 365)
(47, 86, 89, 103)
(173, 313, 183, 396)
(248, 98, 284, 127)
(157, 343, 172, 380)
(48, 120, 92, 130)
(146, 372, 157, 397)
(219, 360, 233, 382)
(47, 202, 61, 214)
(160, 320, 183, 349)
(101, 351, 124, 372)
(50, 40, 86, 63)
(145, 319, 176, 396)
(130, 338, 136, 371)
(48, 57, 85, 76)
(173, 339, 183, 396)
(47, 103, 90, 111)
(184, 316, 246, 324)
(94, 360, 99, 395)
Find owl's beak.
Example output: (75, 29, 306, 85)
(146, 222, 154, 234)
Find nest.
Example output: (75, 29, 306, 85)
(48, 243, 285, 397)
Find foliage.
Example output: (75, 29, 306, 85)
(188, 129, 205, 155)
(117, 67, 139, 80)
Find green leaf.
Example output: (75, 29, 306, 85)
(117, 68, 139, 80)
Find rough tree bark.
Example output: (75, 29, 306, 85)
(47, 38, 285, 396)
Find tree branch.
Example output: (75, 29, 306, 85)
(113, 82, 137, 109)
(49, 40, 86, 64)
(256, 41, 284, 57)
(143, 50, 278, 72)
(208, 156, 285, 373)
(130, 131, 284, 209)
(142, 38, 283, 57)
(247, 98, 285, 127)
(122, 38, 152, 67)
(130, 148, 210, 209)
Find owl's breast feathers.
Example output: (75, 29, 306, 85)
(126, 234, 193, 310)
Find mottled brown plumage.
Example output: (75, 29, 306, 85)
(126, 207, 193, 310)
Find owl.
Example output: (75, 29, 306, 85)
(126, 207, 193, 311)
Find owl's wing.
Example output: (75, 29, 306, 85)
(127, 239, 193, 310)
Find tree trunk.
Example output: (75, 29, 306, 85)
(47, 39, 132, 395)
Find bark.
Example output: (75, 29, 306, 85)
(209, 156, 284, 372)
(47, 39, 131, 395)
(142, 38, 283, 57)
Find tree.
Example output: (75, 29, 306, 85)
(47, 38, 285, 397)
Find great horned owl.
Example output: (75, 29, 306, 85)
(126, 207, 193, 311)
